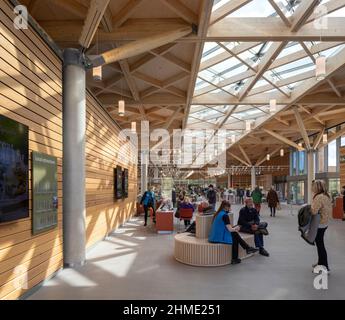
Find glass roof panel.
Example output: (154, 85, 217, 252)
(187, 0, 345, 167)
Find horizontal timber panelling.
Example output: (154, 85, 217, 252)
(0, 0, 137, 300)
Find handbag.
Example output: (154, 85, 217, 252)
(277, 203, 282, 211)
(255, 222, 269, 236)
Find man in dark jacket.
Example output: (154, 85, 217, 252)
(207, 184, 217, 211)
(238, 198, 269, 257)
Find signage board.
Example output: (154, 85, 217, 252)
(32, 151, 58, 234)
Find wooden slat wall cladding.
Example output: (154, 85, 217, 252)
(85, 94, 137, 248)
(0, 0, 137, 300)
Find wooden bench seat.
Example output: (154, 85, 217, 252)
(174, 232, 255, 267)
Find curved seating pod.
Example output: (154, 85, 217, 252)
(174, 233, 255, 267)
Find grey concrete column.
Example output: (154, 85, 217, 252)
(307, 150, 316, 204)
(251, 166, 256, 190)
(141, 151, 148, 193)
(63, 48, 86, 267)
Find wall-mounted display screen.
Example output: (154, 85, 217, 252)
(32, 151, 58, 235)
(114, 166, 123, 199)
(0, 114, 29, 223)
(122, 168, 128, 198)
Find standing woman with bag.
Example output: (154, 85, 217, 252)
(311, 180, 332, 273)
(267, 186, 279, 217)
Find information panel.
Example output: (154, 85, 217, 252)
(115, 166, 123, 199)
(32, 151, 58, 235)
(122, 168, 128, 198)
(0, 114, 29, 223)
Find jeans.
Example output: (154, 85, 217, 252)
(144, 205, 155, 224)
(231, 232, 250, 260)
(315, 227, 328, 269)
(254, 233, 264, 249)
(270, 206, 276, 217)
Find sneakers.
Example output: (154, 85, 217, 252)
(231, 258, 241, 265)
(246, 247, 259, 254)
(259, 248, 270, 257)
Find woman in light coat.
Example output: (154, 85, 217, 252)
(311, 180, 332, 273)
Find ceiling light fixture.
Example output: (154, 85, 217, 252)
(269, 99, 277, 113)
(316, 55, 326, 81)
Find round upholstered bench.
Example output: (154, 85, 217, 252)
(174, 233, 255, 267)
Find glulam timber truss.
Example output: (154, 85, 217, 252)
(22, 0, 345, 169)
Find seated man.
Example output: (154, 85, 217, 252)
(237, 198, 269, 257)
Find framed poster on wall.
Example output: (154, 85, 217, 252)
(114, 166, 123, 199)
(122, 168, 128, 198)
(0, 114, 29, 223)
(32, 151, 58, 235)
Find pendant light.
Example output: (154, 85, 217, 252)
(93, 66, 102, 82)
(323, 133, 328, 144)
(298, 142, 303, 148)
(118, 100, 125, 116)
(245, 120, 251, 132)
(131, 121, 136, 133)
(316, 55, 326, 81)
(231, 135, 236, 144)
(269, 99, 277, 113)
(266, 154, 270, 161)
(280, 149, 284, 157)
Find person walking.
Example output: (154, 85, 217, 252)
(267, 186, 279, 217)
(251, 186, 263, 214)
(207, 184, 217, 211)
(311, 180, 332, 273)
(209, 200, 258, 264)
(140, 187, 156, 226)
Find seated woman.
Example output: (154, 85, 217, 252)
(179, 197, 194, 226)
(209, 200, 258, 264)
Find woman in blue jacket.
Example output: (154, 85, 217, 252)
(209, 200, 258, 264)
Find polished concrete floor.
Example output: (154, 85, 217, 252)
(28, 204, 345, 300)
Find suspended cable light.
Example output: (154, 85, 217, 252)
(266, 154, 270, 161)
(316, 55, 326, 81)
(298, 142, 303, 148)
(280, 149, 284, 157)
(93, 29, 102, 81)
(323, 133, 328, 144)
(131, 121, 136, 133)
(231, 135, 236, 144)
(93, 66, 102, 82)
(118, 99, 125, 116)
(269, 99, 277, 113)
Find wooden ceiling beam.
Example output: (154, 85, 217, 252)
(289, 0, 319, 32)
(292, 106, 311, 150)
(112, 0, 144, 28)
(79, 0, 111, 48)
(207, 17, 345, 41)
(159, 0, 198, 25)
(263, 129, 305, 151)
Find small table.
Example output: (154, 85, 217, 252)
(155, 208, 175, 234)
